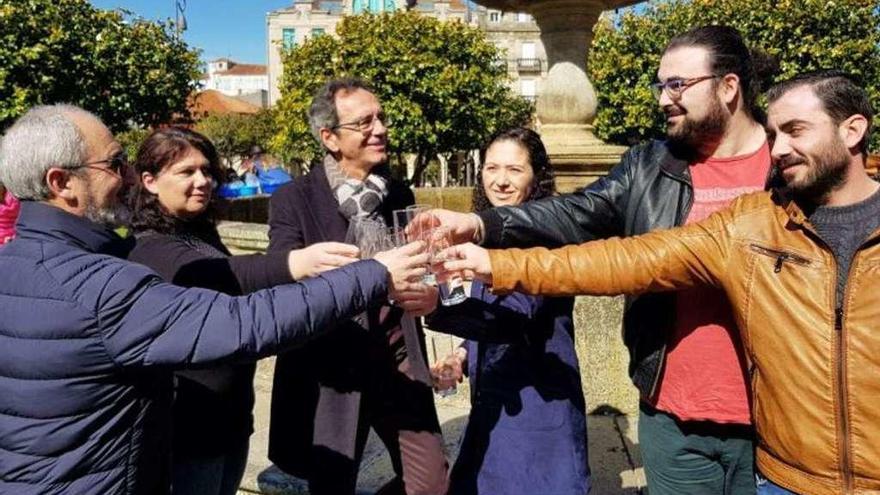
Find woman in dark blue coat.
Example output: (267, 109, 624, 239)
(429, 127, 590, 494)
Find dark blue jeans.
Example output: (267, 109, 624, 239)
(755, 472, 799, 494)
(639, 403, 756, 495)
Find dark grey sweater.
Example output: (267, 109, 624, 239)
(808, 187, 880, 308)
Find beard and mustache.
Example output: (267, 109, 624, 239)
(84, 202, 130, 229)
(777, 134, 850, 204)
(82, 185, 131, 229)
(663, 91, 851, 204)
(664, 93, 729, 150)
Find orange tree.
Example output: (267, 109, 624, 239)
(272, 11, 532, 184)
(589, 0, 880, 150)
(0, 0, 201, 132)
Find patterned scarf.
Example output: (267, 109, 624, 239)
(323, 154, 390, 223)
(322, 154, 431, 385)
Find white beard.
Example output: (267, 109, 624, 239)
(84, 202, 130, 229)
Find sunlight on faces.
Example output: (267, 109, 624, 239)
(68, 112, 130, 227)
(767, 86, 851, 201)
(322, 88, 388, 176)
(141, 147, 214, 219)
(482, 140, 535, 207)
(657, 46, 729, 147)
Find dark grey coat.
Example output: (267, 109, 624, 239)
(266, 163, 441, 485)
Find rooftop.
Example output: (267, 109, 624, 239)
(216, 63, 268, 77)
(188, 90, 262, 116)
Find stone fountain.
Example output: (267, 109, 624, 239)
(478, 0, 643, 192)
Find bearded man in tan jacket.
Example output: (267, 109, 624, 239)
(445, 71, 880, 495)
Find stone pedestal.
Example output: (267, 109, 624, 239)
(574, 295, 639, 415)
(475, 0, 641, 192)
(541, 123, 628, 192)
(531, 0, 630, 192)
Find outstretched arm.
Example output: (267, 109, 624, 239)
(428, 291, 541, 343)
(97, 243, 428, 369)
(446, 205, 734, 298)
(410, 153, 639, 247)
(478, 160, 633, 248)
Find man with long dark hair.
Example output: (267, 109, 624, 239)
(445, 70, 880, 495)
(426, 26, 778, 494)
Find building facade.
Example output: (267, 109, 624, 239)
(201, 58, 270, 108)
(478, 9, 545, 103)
(266, 0, 545, 106)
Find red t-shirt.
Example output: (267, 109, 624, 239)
(651, 141, 771, 424)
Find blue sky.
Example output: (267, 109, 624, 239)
(89, 0, 293, 65)
(88, 1, 645, 67)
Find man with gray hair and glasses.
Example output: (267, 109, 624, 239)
(267, 78, 448, 495)
(0, 103, 429, 495)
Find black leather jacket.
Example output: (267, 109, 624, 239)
(479, 139, 776, 398)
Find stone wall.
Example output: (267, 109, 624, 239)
(217, 220, 639, 414)
(221, 195, 271, 224)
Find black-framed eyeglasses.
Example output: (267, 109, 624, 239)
(71, 152, 129, 177)
(651, 75, 720, 100)
(331, 112, 390, 135)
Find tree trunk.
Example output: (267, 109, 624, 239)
(410, 151, 432, 187)
(395, 152, 407, 182)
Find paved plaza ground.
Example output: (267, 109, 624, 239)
(236, 357, 647, 495)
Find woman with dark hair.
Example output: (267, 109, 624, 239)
(127, 127, 360, 495)
(429, 127, 590, 494)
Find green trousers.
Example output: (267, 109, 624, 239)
(639, 402, 756, 495)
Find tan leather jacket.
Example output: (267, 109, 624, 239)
(490, 190, 880, 495)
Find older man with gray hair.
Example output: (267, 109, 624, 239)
(0, 104, 428, 495)
(267, 78, 448, 495)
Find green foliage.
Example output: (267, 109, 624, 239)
(272, 11, 533, 184)
(116, 128, 150, 160)
(195, 109, 277, 165)
(589, 0, 880, 150)
(0, 0, 201, 132)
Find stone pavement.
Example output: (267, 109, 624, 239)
(236, 357, 646, 495)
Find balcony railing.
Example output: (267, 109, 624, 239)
(516, 58, 543, 72)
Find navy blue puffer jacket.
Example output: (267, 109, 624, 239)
(0, 202, 388, 494)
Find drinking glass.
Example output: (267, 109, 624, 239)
(393, 206, 439, 284)
(426, 226, 467, 306)
(432, 356, 460, 398)
(346, 217, 390, 259)
(393, 204, 436, 243)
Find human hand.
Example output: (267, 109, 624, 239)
(393, 282, 439, 317)
(408, 209, 483, 245)
(288, 242, 360, 280)
(431, 347, 467, 392)
(374, 241, 429, 301)
(440, 243, 493, 285)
